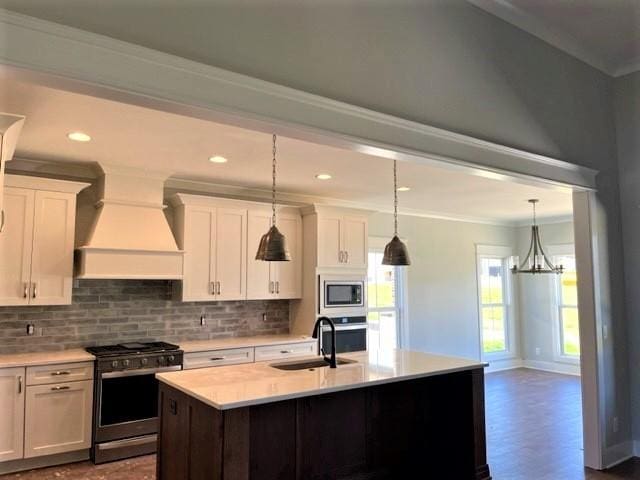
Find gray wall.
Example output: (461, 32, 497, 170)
(614, 71, 640, 443)
(3, 0, 629, 449)
(0, 280, 290, 354)
(516, 222, 575, 365)
(368, 212, 517, 360)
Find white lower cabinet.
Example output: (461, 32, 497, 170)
(254, 341, 317, 362)
(24, 380, 93, 458)
(0, 367, 25, 463)
(183, 347, 254, 370)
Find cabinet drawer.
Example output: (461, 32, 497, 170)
(26, 362, 94, 386)
(24, 379, 93, 458)
(254, 342, 317, 362)
(183, 348, 254, 370)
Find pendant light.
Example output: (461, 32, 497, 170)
(255, 134, 291, 262)
(511, 199, 563, 275)
(382, 160, 411, 266)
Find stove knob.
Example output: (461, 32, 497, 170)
(157, 356, 166, 366)
(141, 358, 148, 366)
(168, 355, 175, 363)
(122, 359, 130, 368)
(111, 360, 119, 369)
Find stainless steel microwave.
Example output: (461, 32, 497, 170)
(318, 275, 366, 316)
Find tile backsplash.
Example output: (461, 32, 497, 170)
(0, 280, 290, 354)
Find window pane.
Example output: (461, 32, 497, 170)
(367, 254, 396, 309)
(480, 258, 503, 305)
(562, 307, 580, 356)
(482, 306, 506, 353)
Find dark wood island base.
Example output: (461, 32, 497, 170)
(157, 368, 491, 480)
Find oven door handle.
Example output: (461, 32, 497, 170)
(97, 434, 158, 451)
(101, 365, 182, 379)
(322, 324, 368, 331)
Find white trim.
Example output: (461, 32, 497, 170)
(513, 214, 574, 227)
(484, 358, 523, 373)
(467, 0, 638, 77)
(5, 173, 89, 194)
(0, 9, 598, 192)
(522, 359, 581, 377)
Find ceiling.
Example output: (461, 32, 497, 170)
(0, 78, 573, 224)
(469, 0, 640, 76)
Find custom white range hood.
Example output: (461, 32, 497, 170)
(75, 164, 183, 279)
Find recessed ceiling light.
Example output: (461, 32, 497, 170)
(67, 132, 91, 142)
(315, 173, 332, 180)
(397, 186, 411, 192)
(209, 155, 228, 164)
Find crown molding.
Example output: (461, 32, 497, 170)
(468, 0, 639, 77)
(0, 8, 597, 192)
(513, 214, 574, 227)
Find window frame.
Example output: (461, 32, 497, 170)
(476, 245, 517, 361)
(548, 244, 580, 364)
(367, 236, 409, 350)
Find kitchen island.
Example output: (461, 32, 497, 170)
(156, 349, 491, 480)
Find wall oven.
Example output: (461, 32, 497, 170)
(87, 342, 183, 464)
(319, 274, 366, 316)
(320, 315, 367, 354)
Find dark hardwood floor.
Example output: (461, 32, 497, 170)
(486, 368, 640, 480)
(2, 368, 639, 479)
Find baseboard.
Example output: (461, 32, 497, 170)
(522, 359, 581, 376)
(603, 441, 634, 469)
(0, 449, 89, 475)
(484, 358, 523, 373)
(633, 440, 640, 457)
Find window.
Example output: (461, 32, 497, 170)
(554, 254, 580, 357)
(367, 248, 405, 351)
(476, 245, 514, 358)
(478, 257, 509, 353)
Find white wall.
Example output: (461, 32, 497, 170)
(516, 222, 576, 373)
(368, 212, 517, 360)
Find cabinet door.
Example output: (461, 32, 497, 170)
(274, 214, 302, 298)
(0, 187, 34, 306)
(24, 380, 93, 458)
(29, 191, 76, 305)
(246, 210, 275, 299)
(0, 367, 25, 462)
(183, 207, 216, 300)
(343, 216, 368, 268)
(215, 207, 247, 301)
(317, 214, 343, 268)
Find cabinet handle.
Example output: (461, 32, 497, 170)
(23, 283, 29, 299)
(51, 386, 70, 391)
(280, 350, 293, 354)
(276, 281, 280, 294)
(338, 251, 343, 263)
(51, 371, 71, 376)
(32, 282, 37, 299)
(269, 281, 274, 294)
(210, 281, 216, 295)
(217, 281, 221, 295)
(17, 376, 22, 394)
(345, 251, 349, 263)
(210, 356, 226, 361)
(0, 210, 4, 233)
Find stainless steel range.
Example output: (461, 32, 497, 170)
(86, 342, 183, 464)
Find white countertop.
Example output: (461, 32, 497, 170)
(179, 334, 315, 353)
(0, 349, 95, 368)
(156, 349, 486, 410)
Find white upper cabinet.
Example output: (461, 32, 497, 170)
(311, 207, 369, 270)
(0, 367, 25, 463)
(0, 176, 88, 306)
(172, 195, 250, 302)
(246, 209, 302, 300)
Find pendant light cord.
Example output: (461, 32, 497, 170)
(272, 134, 277, 226)
(393, 160, 398, 236)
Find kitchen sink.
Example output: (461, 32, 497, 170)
(270, 357, 357, 371)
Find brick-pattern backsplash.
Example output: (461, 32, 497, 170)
(0, 280, 290, 354)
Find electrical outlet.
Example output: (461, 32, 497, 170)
(613, 416, 619, 433)
(535, 347, 541, 356)
(26, 324, 35, 336)
(200, 315, 206, 326)
(262, 312, 267, 322)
